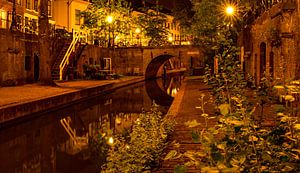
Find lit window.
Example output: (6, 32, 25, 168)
(26, 0, 32, 9)
(34, 0, 38, 11)
(48, 0, 53, 17)
(16, 15, 22, 30)
(0, 10, 7, 29)
(16, 0, 21, 5)
(32, 19, 37, 31)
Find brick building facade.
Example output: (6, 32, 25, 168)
(239, 0, 300, 83)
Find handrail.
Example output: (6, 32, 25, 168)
(59, 31, 81, 80)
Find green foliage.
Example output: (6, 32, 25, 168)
(164, 1, 300, 169)
(174, 165, 187, 173)
(136, 7, 169, 46)
(88, 129, 112, 168)
(204, 40, 247, 108)
(82, 0, 133, 45)
(101, 104, 174, 172)
(171, 0, 193, 35)
(167, 95, 300, 172)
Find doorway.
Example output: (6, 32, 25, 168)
(260, 42, 267, 80)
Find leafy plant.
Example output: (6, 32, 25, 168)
(101, 104, 175, 172)
(88, 130, 112, 169)
(136, 6, 169, 46)
(82, 0, 133, 47)
(164, 1, 300, 169)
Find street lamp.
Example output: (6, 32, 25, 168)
(106, 15, 114, 24)
(135, 28, 141, 46)
(225, 5, 235, 16)
(168, 36, 173, 44)
(222, 3, 238, 23)
(106, 15, 114, 48)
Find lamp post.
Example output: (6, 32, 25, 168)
(106, 15, 114, 48)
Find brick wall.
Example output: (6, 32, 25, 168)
(240, 1, 300, 83)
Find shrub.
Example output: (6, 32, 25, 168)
(101, 104, 174, 173)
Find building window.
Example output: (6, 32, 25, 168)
(26, 0, 32, 9)
(75, 9, 81, 25)
(48, 0, 53, 17)
(25, 56, 31, 71)
(34, 0, 38, 11)
(32, 19, 37, 31)
(16, 15, 22, 30)
(0, 10, 6, 29)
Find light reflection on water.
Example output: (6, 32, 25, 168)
(0, 75, 183, 173)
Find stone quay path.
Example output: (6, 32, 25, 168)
(157, 76, 217, 173)
(0, 76, 144, 125)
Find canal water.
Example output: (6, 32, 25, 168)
(0, 75, 183, 173)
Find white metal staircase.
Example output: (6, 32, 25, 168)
(58, 31, 81, 80)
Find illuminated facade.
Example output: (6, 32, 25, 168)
(0, 0, 55, 33)
(0, 0, 181, 46)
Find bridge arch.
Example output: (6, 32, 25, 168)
(145, 54, 175, 79)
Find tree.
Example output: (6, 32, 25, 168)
(82, 0, 133, 47)
(136, 5, 169, 47)
(171, 0, 194, 42)
(38, 0, 54, 85)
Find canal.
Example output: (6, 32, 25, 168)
(0, 75, 183, 173)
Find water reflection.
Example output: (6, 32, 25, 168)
(146, 75, 184, 106)
(0, 76, 183, 173)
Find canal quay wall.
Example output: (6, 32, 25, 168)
(0, 77, 144, 126)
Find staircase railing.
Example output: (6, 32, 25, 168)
(59, 31, 81, 80)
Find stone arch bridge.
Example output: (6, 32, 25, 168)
(80, 45, 204, 79)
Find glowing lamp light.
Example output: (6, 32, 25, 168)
(106, 15, 114, 24)
(108, 137, 114, 144)
(135, 28, 141, 34)
(115, 117, 121, 124)
(225, 5, 235, 16)
(168, 36, 173, 42)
